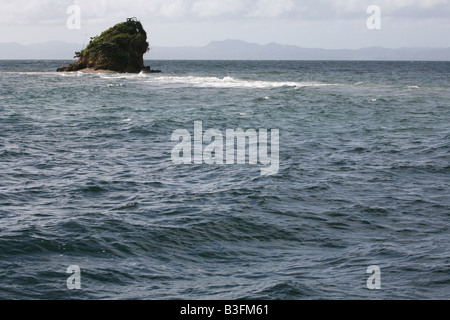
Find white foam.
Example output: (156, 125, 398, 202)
(3, 71, 337, 89)
(98, 72, 149, 79)
(144, 75, 332, 89)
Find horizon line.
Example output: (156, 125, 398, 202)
(1, 40, 449, 51)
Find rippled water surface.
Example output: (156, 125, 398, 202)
(0, 60, 449, 299)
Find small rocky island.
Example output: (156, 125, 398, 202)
(57, 18, 161, 73)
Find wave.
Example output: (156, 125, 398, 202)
(2, 70, 342, 90)
(142, 75, 335, 89)
(92, 72, 336, 88)
(3, 70, 337, 89)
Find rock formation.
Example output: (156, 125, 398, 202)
(57, 18, 160, 73)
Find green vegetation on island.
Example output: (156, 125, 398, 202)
(57, 18, 160, 73)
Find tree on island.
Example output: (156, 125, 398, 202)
(58, 18, 160, 73)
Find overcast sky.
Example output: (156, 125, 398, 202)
(0, 0, 449, 49)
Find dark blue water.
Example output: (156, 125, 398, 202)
(0, 60, 449, 299)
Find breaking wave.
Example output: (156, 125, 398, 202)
(143, 75, 333, 88)
(96, 73, 335, 88)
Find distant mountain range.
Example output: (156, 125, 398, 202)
(0, 41, 82, 60)
(1, 39, 449, 61)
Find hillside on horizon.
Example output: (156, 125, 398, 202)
(1, 39, 449, 61)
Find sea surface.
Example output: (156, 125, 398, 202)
(0, 60, 449, 300)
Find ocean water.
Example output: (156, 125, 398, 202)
(0, 60, 449, 300)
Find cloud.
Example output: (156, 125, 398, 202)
(159, 0, 187, 18)
(246, 0, 297, 18)
(386, 0, 448, 10)
(0, 0, 448, 27)
(332, 0, 450, 15)
(0, 0, 188, 25)
(0, 0, 67, 24)
(191, 0, 245, 18)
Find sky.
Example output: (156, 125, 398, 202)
(0, 0, 449, 49)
